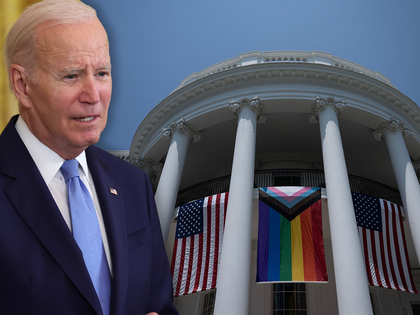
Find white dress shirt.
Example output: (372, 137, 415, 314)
(15, 116, 112, 274)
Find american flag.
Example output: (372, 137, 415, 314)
(352, 192, 417, 293)
(171, 193, 228, 297)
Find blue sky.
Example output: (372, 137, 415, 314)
(83, 0, 420, 150)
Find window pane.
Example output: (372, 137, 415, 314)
(274, 283, 283, 292)
(272, 283, 306, 313)
(284, 292, 295, 309)
(202, 290, 216, 315)
(412, 304, 420, 315)
(296, 292, 306, 309)
(273, 293, 284, 310)
(209, 292, 215, 305)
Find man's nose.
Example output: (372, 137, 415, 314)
(79, 76, 100, 104)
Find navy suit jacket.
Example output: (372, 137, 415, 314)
(0, 116, 178, 315)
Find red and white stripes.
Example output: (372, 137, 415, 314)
(358, 199, 417, 293)
(171, 193, 228, 296)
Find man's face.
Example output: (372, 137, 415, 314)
(23, 18, 112, 159)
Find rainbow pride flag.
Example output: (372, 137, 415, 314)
(257, 187, 328, 283)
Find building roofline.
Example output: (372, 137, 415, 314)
(130, 51, 419, 160)
(172, 50, 396, 93)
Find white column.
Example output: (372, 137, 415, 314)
(154, 118, 202, 243)
(373, 117, 420, 262)
(309, 95, 373, 315)
(214, 96, 266, 315)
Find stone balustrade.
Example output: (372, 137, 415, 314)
(172, 50, 395, 92)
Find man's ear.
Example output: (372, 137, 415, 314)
(10, 64, 32, 109)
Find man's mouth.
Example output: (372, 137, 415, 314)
(75, 116, 95, 122)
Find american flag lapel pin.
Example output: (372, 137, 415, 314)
(109, 188, 118, 195)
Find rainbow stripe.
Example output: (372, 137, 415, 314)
(257, 187, 328, 282)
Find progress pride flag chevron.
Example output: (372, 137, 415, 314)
(257, 187, 328, 283)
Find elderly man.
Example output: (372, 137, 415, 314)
(0, 0, 178, 314)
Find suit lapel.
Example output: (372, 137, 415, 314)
(87, 148, 129, 315)
(0, 117, 103, 314)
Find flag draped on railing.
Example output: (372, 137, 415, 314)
(257, 187, 328, 283)
(352, 192, 417, 293)
(171, 192, 228, 296)
(171, 188, 416, 295)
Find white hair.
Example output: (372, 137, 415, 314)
(4, 0, 97, 85)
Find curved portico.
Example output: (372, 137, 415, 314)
(129, 50, 420, 315)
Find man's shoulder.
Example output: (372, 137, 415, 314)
(0, 116, 20, 145)
(0, 116, 32, 173)
(86, 146, 145, 176)
(87, 146, 124, 162)
(86, 146, 154, 202)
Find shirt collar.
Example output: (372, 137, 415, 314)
(15, 115, 90, 185)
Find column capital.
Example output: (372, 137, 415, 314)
(372, 117, 412, 141)
(412, 160, 420, 182)
(229, 95, 267, 124)
(412, 160, 420, 171)
(161, 117, 202, 142)
(133, 157, 163, 172)
(133, 157, 162, 184)
(313, 159, 324, 170)
(309, 95, 346, 124)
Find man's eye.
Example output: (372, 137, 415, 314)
(65, 74, 76, 79)
(97, 72, 108, 77)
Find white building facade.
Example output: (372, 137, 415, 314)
(129, 51, 420, 315)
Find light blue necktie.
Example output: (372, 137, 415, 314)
(61, 160, 111, 315)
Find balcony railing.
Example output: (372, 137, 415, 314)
(172, 50, 395, 93)
(175, 169, 402, 207)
